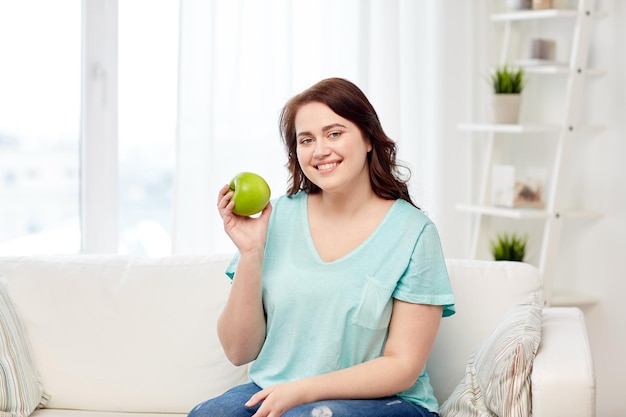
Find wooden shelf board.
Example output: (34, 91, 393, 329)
(491, 9, 579, 22)
(513, 61, 606, 76)
(457, 123, 561, 133)
(457, 123, 604, 134)
(456, 204, 548, 219)
(492, 9, 607, 22)
(456, 205, 603, 220)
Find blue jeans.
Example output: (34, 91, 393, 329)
(188, 382, 437, 417)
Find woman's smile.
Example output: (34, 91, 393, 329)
(316, 161, 340, 172)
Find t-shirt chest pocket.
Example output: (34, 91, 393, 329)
(351, 275, 394, 330)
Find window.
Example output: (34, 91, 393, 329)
(0, 1, 81, 254)
(0, 0, 179, 256)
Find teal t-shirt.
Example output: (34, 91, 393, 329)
(226, 192, 455, 412)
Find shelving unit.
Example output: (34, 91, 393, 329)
(458, 0, 605, 306)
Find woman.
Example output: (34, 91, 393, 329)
(189, 78, 455, 417)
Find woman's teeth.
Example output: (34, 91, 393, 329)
(317, 162, 338, 170)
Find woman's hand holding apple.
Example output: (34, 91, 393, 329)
(217, 183, 272, 255)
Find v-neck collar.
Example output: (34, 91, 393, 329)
(300, 192, 401, 265)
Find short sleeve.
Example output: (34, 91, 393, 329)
(392, 222, 455, 317)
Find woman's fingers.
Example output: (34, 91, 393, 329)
(217, 184, 235, 216)
(217, 184, 230, 205)
(259, 202, 273, 220)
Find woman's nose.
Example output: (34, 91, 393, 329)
(313, 140, 331, 158)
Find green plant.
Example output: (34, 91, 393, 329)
(490, 232, 528, 262)
(489, 65, 526, 94)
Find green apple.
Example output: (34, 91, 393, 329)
(228, 172, 271, 216)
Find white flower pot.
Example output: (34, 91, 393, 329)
(490, 94, 522, 124)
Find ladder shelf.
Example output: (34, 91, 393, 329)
(459, 0, 605, 306)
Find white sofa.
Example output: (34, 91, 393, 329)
(0, 255, 595, 417)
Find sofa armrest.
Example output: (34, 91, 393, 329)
(532, 307, 596, 417)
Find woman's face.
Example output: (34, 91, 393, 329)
(294, 102, 372, 194)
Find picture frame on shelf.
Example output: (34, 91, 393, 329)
(491, 165, 547, 208)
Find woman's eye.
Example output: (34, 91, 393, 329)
(299, 137, 313, 145)
(329, 131, 342, 139)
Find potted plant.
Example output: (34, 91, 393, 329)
(490, 232, 528, 262)
(488, 65, 526, 124)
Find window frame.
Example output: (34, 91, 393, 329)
(81, 0, 119, 253)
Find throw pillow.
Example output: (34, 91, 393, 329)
(440, 291, 543, 417)
(0, 274, 49, 417)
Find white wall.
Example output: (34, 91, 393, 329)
(462, 1, 625, 415)
(562, 1, 626, 414)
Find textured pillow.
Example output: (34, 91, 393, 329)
(0, 275, 49, 417)
(440, 291, 543, 417)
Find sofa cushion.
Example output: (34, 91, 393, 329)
(428, 260, 543, 402)
(0, 255, 247, 414)
(439, 291, 543, 417)
(0, 274, 49, 417)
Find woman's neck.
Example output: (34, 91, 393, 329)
(313, 185, 380, 217)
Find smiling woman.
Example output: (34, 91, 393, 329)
(192, 77, 455, 417)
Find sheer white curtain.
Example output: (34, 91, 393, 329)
(173, 0, 473, 257)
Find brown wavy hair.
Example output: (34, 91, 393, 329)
(279, 77, 417, 208)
